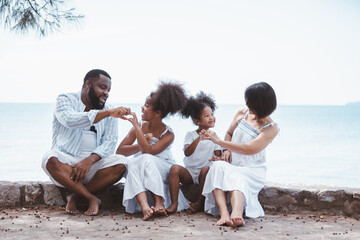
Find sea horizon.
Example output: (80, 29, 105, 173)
(1, 103, 359, 188)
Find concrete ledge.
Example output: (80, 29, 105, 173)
(0, 181, 359, 218)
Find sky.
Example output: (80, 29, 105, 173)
(1, 0, 360, 105)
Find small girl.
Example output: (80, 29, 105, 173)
(116, 81, 189, 220)
(166, 92, 222, 213)
(202, 82, 279, 228)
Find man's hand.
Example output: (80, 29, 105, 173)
(109, 107, 131, 118)
(70, 157, 94, 182)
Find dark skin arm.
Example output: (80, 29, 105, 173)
(117, 112, 174, 156)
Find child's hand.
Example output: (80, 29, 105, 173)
(121, 112, 140, 128)
(209, 155, 222, 162)
(198, 129, 207, 140)
(144, 133, 153, 144)
(204, 130, 219, 143)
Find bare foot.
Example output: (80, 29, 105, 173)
(85, 197, 102, 216)
(217, 212, 230, 226)
(226, 217, 245, 228)
(142, 207, 154, 221)
(165, 203, 178, 214)
(154, 203, 167, 216)
(189, 201, 203, 213)
(65, 194, 79, 214)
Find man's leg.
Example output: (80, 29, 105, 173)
(46, 157, 99, 215)
(85, 164, 126, 192)
(69, 164, 126, 215)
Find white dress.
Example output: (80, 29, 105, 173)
(202, 112, 278, 219)
(182, 130, 222, 185)
(122, 125, 189, 213)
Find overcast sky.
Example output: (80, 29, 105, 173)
(1, 0, 359, 105)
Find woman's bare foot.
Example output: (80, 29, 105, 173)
(65, 194, 79, 214)
(226, 216, 245, 228)
(142, 206, 154, 221)
(189, 201, 203, 213)
(165, 203, 178, 214)
(85, 197, 102, 216)
(217, 211, 230, 226)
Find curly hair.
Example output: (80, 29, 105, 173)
(150, 81, 188, 119)
(181, 91, 216, 124)
(245, 82, 277, 119)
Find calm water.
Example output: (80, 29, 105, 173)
(0, 103, 359, 188)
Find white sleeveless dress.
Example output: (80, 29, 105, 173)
(122, 125, 189, 213)
(202, 111, 278, 218)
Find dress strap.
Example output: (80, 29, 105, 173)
(259, 122, 278, 131)
(237, 108, 249, 125)
(159, 125, 173, 138)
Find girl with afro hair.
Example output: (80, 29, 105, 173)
(116, 81, 189, 220)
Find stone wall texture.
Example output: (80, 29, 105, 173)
(0, 181, 359, 218)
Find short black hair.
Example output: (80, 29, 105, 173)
(245, 82, 277, 119)
(182, 91, 216, 124)
(83, 69, 111, 87)
(150, 81, 188, 119)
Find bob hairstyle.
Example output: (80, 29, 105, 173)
(245, 82, 277, 119)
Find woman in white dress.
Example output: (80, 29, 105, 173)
(166, 91, 222, 213)
(116, 82, 189, 220)
(202, 82, 279, 228)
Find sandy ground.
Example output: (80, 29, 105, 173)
(0, 206, 359, 240)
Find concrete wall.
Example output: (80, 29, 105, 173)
(0, 181, 359, 218)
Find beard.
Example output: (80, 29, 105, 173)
(88, 87, 106, 110)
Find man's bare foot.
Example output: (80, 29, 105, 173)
(217, 212, 230, 226)
(65, 194, 79, 214)
(142, 207, 154, 221)
(85, 197, 102, 216)
(226, 217, 245, 228)
(189, 201, 203, 213)
(165, 203, 178, 214)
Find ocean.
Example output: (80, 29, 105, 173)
(0, 103, 359, 188)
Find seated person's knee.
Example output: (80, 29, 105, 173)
(170, 164, 181, 174)
(200, 166, 210, 174)
(46, 156, 60, 171)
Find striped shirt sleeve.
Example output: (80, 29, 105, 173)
(55, 93, 98, 128)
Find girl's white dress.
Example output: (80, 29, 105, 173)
(182, 130, 222, 185)
(122, 125, 189, 213)
(202, 112, 278, 218)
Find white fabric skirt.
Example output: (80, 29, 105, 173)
(123, 154, 188, 213)
(202, 160, 266, 219)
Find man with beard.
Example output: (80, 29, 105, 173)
(42, 69, 130, 216)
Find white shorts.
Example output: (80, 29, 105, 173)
(41, 149, 128, 187)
